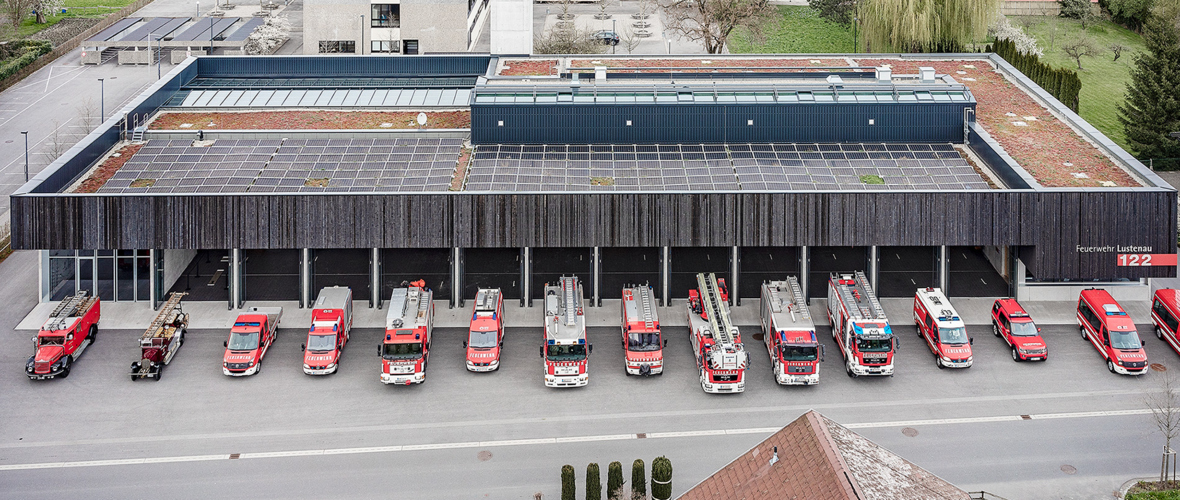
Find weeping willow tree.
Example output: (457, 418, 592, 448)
(860, 0, 1001, 53)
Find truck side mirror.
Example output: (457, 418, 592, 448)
(1037, 327, 1042, 332)
(821, 344, 826, 362)
(31, 336, 37, 344)
(377, 346, 382, 356)
(462, 341, 468, 348)
(499, 341, 504, 348)
(300, 343, 305, 352)
(224, 341, 228, 348)
(588, 345, 593, 355)
(539, 345, 544, 357)
(969, 338, 974, 345)
(664, 339, 668, 348)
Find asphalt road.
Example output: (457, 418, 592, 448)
(2, 257, 1177, 500)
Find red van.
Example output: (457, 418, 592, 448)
(1151, 289, 1180, 356)
(991, 298, 1047, 362)
(1077, 289, 1147, 375)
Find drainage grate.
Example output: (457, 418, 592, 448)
(229, 453, 240, 459)
(901, 428, 919, 437)
(1152, 363, 1168, 372)
(1020, 415, 1031, 420)
(636, 433, 647, 439)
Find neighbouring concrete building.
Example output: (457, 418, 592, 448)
(304, 0, 489, 54)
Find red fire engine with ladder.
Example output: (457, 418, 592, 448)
(541, 276, 590, 387)
(26, 291, 101, 380)
(380, 281, 434, 385)
(828, 272, 896, 377)
(130, 292, 188, 381)
(687, 272, 748, 393)
(760, 278, 822, 385)
(621, 284, 664, 375)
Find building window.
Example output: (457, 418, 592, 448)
(45, 250, 152, 302)
(372, 40, 401, 53)
(372, 4, 400, 28)
(318, 41, 356, 53)
(404, 39, 419, 54)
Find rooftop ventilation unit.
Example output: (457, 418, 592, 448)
(826, 75, 843, 85)
(919, 67, 936, 83)
(875, 66, 891, 82)
(595, 66, 607, 81)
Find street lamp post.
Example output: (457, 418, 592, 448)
(20, 131, 28, 182)
(149, 32, 163, 79)
(97, 78, 104, 123)
(361, 14, 366, 54)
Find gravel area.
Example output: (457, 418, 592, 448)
(30, 18, 101, 47)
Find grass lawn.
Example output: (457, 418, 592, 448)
(1015, 16, 1146, 152)
(729, 5, 856, 54)
(12, 0, 136, 39)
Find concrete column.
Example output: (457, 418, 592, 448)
(149, 249, 160, 309)
(660, 246, 671, 307)
(451, 247, 463, 308)
(230, 248, 242, 310)
(938, 245, 948, 292)
(799, 246, 810, 303)
(730, 246, 740, 306)
(521, 247, 531, 307)
(370, 248, 381, 308)
(868, 246, 879, 291)
(592, 246, 601, 307)
(1013, 249, 1026, 299)
(299, 248, 311, 308)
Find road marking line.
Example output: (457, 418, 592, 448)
(0, 407, 1157, 472)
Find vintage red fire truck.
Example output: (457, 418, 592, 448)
(465, 288, 505, 372)
(131, 292, 188, 381)
(687, 273, 748, 393)
(301, 286, 353, 375)
(26, 291, 101, 380)
(828, 272, 895, 377)
(913, 287, 973, 369)
(620, 284, 664, 376)
(223, 306, 283, 376)
(381, 281, 434, 385)
(1078, 289, 1147, 375)
(760, 278, 822, 385)
(1152, 289, 1180, 357)
(992, 298, 1047, 362)
(540, 276, 590, 387)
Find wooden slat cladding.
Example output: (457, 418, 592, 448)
(10, 189, 1176, 280)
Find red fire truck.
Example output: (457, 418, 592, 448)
(222, 306, 283, 376)
(913, 287, 973, 369)
(26, 291, 101, 380)
(620, 284, 664, 376)
(540, 276, 590, 387)
(760, 278, 822, 385)
(687, 273, 748, 393)
(1152, 289, 1180, 357)
(301, 286, 353, 375)
(465, 288, 505, 372)
(1078, 289, 1147, 375)
(130, 292, 188, 381)
(381, 281, 434, 385)
(828, 272, 895, 377)
(992, 298, 1047, 362)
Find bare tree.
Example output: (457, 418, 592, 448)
(1061, 36, 1102, 69)
(2, 0, 34, 27)
(637, 0, 655, 19)
(1147, 370, 1180, 486)
(1109, 42, 1127, 61)
(620, 26, 642, 53)
(534, 26, 608, 54)
(76, 97, 97, 131)
(558, 0, 574, 21)
(595, 0, 614, 20)
(42, 120, 69, 164)
(659, 0, 773, 54)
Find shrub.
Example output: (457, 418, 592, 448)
(586, 463, 601, 500)
(1059, 0, 1092, 18)
(993, 38, 1083, 112)
(607, 461, 624, 500)
(651, 457, 672, 500)
(562, 465, 577, 500)
(632, 459, 647, 499)
(0, 40, 51, 82)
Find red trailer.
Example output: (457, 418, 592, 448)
(131, 292, 189, 381)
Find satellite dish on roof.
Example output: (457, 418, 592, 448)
(416, 112, 427, 126)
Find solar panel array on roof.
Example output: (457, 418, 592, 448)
(172, 88, 471, 108)
(223, 17, 264, 42)
(183, 76, 478, 89)
(86, 17, 141, 42)
(464, 143, 990, 191)
(172, 17, 238, 42)
(96, 138, 463, 193)
(121, 17, 190, 41)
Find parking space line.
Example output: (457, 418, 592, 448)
(0, 407, 1158, 472)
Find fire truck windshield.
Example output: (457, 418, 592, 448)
(781, 345, 818, 361)
(306, 334, 336, 351)
(38, 336, 64, 346)
(468, 330, 498, 348)
(383, 342, 422, 359)
(856, 338, 891, 352)
(628, 333, 661, 351)
(227, 331, 260, 351)
(546, 344, 587, 361)
(1009, 321, 1039, 336)
(938, 327, 968, 344)
(1110, 330, 1142, 350)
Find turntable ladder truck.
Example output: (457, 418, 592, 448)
(828, 271, 896, 377)
(687, 272, 748, 393)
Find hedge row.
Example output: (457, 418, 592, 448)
(989, 39, 1082, 113)
(0, 40, 52, 82)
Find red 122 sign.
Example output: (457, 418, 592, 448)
(1117, 254, 1178, 266)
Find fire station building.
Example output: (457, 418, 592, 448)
(11, 54, 1176, 310)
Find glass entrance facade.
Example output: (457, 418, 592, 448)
(43, 250, 152, 302)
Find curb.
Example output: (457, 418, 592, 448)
(1118, 477, 1161, 499)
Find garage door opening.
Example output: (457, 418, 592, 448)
(465, 248, 521, 301)
(948, 246, 1009, 297)
(167, 250, 229, 302)
(381, 249, 451, 304)
(601, 248, 660, 300)
(739, 247, 801, 300)
(314, 249, 371, 302)
(671, 247, 730, 300)
(243, 250, 299, 301)
(808, 247, 869, 299)
(531, 248, 591, 300)
(877, 246, 936, 297)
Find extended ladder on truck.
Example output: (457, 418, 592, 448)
(44, 291, 96, 332)
(698, 273, 736, 346)
(638, 286, 656, 330)
(834, 271, 886, 321)
(767, 277, 811, 321)
(142, 292, 187, 341)
(562, 276, 577, 326)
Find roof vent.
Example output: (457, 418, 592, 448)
(826, 75, 843, 85)
(919, 67, 936, 83)
(875, 66, 891, 82)
(595, 66, 607, 81)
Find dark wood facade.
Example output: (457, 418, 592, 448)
(10, 189, 1176, 280)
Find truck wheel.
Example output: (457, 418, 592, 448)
(178, 328, 186, 347)
(88, 325, 97, 342)
(845, 364, 856, 378)
(154, 366, 162, 381)
(59, 365, 70, 379)
(1158, 326, 1164, 340)
(1080, 327, 1087, 340)
(936, 356, 945, 369)
(1107, 360, 1116, 373)
(1011, 347, 1019, 362)
(993, 322, 1000, 338)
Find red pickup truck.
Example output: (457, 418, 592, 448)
(223, 307, 283, 376)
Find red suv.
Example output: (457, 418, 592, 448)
(1078, 289, 1147, 375)
(1152, 289, 1180, 356)
(991, 298, 1047, 362)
